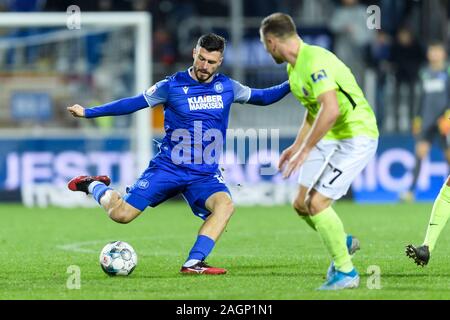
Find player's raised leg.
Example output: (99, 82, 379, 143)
(68, 175, 142, 224)
(406, 176, 450, 266)
(181, 192, 234, 275)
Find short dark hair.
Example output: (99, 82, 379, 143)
(260, 13, 297, 38)
(197, 33, 226, 53)
(427, 40, 446, 50)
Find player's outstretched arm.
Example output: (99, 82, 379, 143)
(231, 79, 290, 106)
(69, 80, 169, 119)
(71, 94, 149, 119)
(247, 80, 290, 106)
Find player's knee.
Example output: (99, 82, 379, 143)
(307, 197, 329, 215)
(222, 199, 235, 218)
(292, 199, 309, 216)
(446, 176, 450, 187)
(215, 198, 235, 219)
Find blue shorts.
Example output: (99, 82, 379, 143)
(123, 157, 230, 220)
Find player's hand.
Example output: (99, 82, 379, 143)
(282, 147, 310, 179)
(278, 144, 299, 171)
(67, 104, 86, 118)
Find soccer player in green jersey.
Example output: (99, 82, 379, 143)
(260, 13, 379, 290)
(406, 175, 450, 266)
(406, 113, 450, 266)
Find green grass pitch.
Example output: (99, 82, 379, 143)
(1, 201, 450, 300)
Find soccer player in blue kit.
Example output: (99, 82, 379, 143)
(67, 33, 290, 274)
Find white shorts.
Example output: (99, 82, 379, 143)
(298, 137, 378, 200)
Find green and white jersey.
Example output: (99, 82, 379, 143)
(287, 41, 379, 140)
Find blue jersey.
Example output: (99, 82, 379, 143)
(84, 68, 289, 174)
(143, 69, 252, 174)
(83, 69, 289, 215)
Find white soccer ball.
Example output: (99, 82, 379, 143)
(99, 241, 138, 276)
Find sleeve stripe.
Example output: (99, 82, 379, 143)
(142, 79, 169, 107)
(142, 90, 153, 108)
(336, 83, 357, 109)
(245, 86, 252, 103)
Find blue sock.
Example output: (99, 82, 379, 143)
(91, 182, 112, 205)
(186, 235, 215, 262)
(346, 234, 352, 249)
(343, 269, 358, 277)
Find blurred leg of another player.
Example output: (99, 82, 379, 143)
(406, 175, 450, 266)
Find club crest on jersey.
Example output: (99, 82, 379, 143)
(311, 69, 328, 83)
(214, 81, 223, 93)
(137, 179, 149, 189)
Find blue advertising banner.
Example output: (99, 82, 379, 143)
(0, 137, 133, 191)
(0, 135, 447, 205)
(353, 135, 448, 203)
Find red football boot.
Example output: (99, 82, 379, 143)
(180, 261, 227, 275)
(68, 175, 111, 194)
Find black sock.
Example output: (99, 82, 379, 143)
(410, 157, 422, 192)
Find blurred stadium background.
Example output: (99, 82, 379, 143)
(0, 0, 449, 207)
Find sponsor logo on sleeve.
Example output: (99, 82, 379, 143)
(146, 85, 157, 96)
(311, 69, 328, 83)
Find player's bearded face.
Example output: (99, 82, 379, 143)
(260, 32, 284, 64)
(270, 51, 284, 64)
(193, 47, 223, 82)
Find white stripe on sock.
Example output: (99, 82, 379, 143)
(183, 259, 201, 268)
(88, 181, 102, 194)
